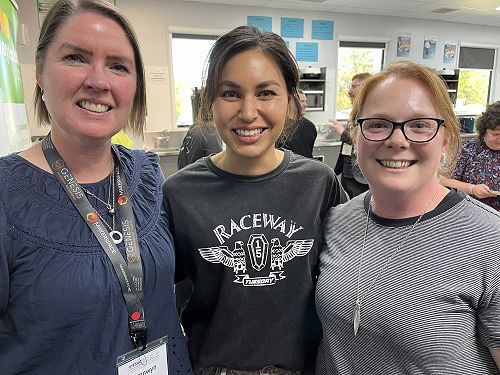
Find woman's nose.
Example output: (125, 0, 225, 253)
(239, 97, 258, 122)
(384, 127, 409, 148)
(84, 64, 111, 91)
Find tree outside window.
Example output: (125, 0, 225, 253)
(456, 69, 491, 115)
(336, 43, 384, 119)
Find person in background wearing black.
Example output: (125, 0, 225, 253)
(278, 89, 317, 158)
(178, 119, 223, 169)
(329, 73, 371, 197)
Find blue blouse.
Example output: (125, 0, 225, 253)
(0, 146, 191, 374)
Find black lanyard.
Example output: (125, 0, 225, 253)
(42, 134, 148, 350)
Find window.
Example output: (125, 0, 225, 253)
(456, 46, 496, 115)
(336, 41, 385, 119)
(171, 34, 218, 126)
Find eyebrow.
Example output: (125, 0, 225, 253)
(218, 79, 283, 89)
(57, 43, 134, 65)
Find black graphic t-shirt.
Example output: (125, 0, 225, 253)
(163, 150, 347, 371)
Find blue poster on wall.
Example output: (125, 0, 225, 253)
(296, 42, 318, 62)
(312, 20, 333, 40)
(443, 42, 457, 64)
(396, 34, 411, 57)
(280, 17, 304, 38)
(247, 16, 272, 32)
(423, 36, 436, 60)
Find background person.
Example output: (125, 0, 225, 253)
(316, 61, 500, 374)
(440, 101, 500, 210)
(0, 1, 191, 373)
(177, 119, 223, 170)
(329, 73, 371, 197)
(278, 89, 318, 158)
(163, 26, 346, 375)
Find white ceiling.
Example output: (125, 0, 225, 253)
(181, 0, 500, 27)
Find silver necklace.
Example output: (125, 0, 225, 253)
(80, 160, 123, 245)
(353, 191, 438, 336)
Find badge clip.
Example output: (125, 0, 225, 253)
(131, 328, 148, 351)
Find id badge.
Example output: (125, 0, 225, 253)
(117, 336, 168, 375)
(341, 143, 353, 156)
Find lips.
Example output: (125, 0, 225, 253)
(378, 160, 414, 169)
(78, 100, 110, 113)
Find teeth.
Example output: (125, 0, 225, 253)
(380, 160, 411, 168)
(79, 100, 109, 113)
(235, 128, 263, 136)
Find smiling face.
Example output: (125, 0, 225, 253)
(36, 11, 136, 144)
(484, 126, 500, 150)
(212, 48, 289, 171)
(356, 75, 449, 198)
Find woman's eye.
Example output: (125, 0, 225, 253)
(221, 91, 239, 99)
(258, 90, 276, 98)
(367, 122, 389, 129)
(112, 64, 129, 73)
(64, 54, 83, 63)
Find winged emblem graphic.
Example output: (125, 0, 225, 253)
(199, 240, 247, 273)
(199, 237, 313, 272)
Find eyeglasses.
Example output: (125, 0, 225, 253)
(357, 117, 445, 143)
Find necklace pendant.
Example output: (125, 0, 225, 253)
(353, 298, 361, 336)
(110, 230, 123, 245)
(108, 207, 115, 216)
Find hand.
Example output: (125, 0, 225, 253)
(328, 119, 345, 136)
(470, 183, 496, 198)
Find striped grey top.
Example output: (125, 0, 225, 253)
(316, 190, 500, 374)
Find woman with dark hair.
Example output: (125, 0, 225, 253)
(316, 61, 500, 374)
(440, 101, 500, 210)
(0, 1, 190, 373)
(163, 25, 346, 374)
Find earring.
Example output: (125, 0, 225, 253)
(440, 152, 447, 167)
(41, 90, 46, 102)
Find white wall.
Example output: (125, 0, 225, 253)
(16, 0, 500, 135)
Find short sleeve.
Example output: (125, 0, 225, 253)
(0, 197, 9, 313)
(478, 268, 500, 348)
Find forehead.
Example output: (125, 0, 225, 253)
(351, 78, 365, 87)
(361, 76, 438, 117)
(221, 49, 284, 80)
(487, 126, 500, 132)
(51, 11, 133, 55)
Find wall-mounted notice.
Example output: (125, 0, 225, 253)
(443, 41, 457, 64)
(312, 20, 333, 40)
(423, 36, 436, 60)
(396, 33, 411, 57)
(247, 16, 272, 32)
(280, 17, 304, 38)
(296, 42, 318, 62)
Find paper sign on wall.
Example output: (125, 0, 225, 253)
(396, 33, 411, 57)
(280, 17, 304, 38)
(423, 36, 437, 60)
(443, 41, 457, 64)
(247, 16, 272, 32)
(296, 42, 318, 62)
(312, 20, 333, 40)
